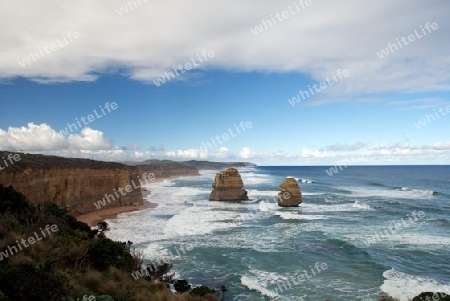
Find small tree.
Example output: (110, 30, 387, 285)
(97, 221, 108, 232)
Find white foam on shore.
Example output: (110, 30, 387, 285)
(381, 268, 450, 301)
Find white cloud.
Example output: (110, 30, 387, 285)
(216, 147, 230, 158)
(67, 128, 112, 150)
(301, 148, 329, 159)
(326, 142, 366, 152)
(433, 142, 450, 150)
(240, 147, 254, 159)
(0, 123, 111, 151)
(1, 123, 449, 164)
(1, 0, 449, 100)
(165, 148, 209, 159)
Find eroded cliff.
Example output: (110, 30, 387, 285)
(0, 152, 143, 215)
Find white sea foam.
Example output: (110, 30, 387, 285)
(397, 187, 435, 195)
(381, 268, 450, 301)
(171, 186, 209, 199)
(302, 192, 326, 196)
(240, 171, 275, 185)
(297, 178, 315, 184)
(352, 200, 374, 210)
(301, 201, 374, 212)
(347, 187, 435, 199)
(241, 268, 291, 299)
(275, 212, 331, 220)
(246, 189, 279, 198)
(163, 205, 241, 237)
(241, 275, 279, 298)
(385, 233, 450, 246)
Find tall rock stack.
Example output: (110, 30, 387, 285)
(278, 177, 302, 207)
(209, 168, 249, 201)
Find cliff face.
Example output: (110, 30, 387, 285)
(209, 168, 248, 201)
(278, 177, 302, 207)
(0, 152, 143, 215)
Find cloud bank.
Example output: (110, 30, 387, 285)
(1, 0, 449, 100)
(1, 123, 449, 165)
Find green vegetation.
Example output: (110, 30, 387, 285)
(0, 184, 218, 301)
(412, 292, 450, 301)
(190, 286, 216, 297)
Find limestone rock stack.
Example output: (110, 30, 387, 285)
(209, 168, 248, 201)
(278, 177, 302, 207)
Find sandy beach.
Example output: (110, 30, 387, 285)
(75, 176, 181, 227)
(76, 201, 158, 227)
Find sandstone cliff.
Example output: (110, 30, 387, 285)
(0, 152, 144, 215)
(209, 168, 248, 201)
(278, 177, 302, 207)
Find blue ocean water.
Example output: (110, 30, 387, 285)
(107, 166, 450, 301)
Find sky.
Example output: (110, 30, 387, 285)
(0, 0, 449, 165)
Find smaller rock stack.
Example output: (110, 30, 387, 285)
(278, 177, 302, 207)
(209, 168, 249, 201)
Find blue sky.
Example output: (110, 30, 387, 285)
(0, 0, 449, 165)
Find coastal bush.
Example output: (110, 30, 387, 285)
(97, 221, 109, 232)
(0, 185, 218, 300)
(87, 238, 135, 272)
(174, 279, 191, 292)
(0, 185, 29, 214)
(0, 291, 8, 301)
(190, 285, 216, 297)
(0, 261, 68, 301)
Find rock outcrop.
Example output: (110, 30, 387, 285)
(0, 151, 144, 215)
(209, 168, 248, 201)
(278, 177, 302, 207)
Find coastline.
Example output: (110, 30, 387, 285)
(75, 175, 194, 227)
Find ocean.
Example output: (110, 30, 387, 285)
(106, 166, 450, 301)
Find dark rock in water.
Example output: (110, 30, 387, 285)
(412, 292, 450, 301)
(209, 168, 248, 201)
(278, 177, 302, 207)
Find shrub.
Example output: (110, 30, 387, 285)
(190, 285, 215, 297)
(87, 237, 135, 272)
(174, 279, 191, 293)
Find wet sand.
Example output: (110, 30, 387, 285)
(76, 201, 158, 227)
